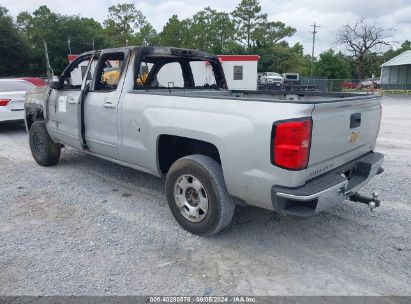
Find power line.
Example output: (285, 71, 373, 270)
(311, 22, 321, 76)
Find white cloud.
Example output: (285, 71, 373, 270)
(1, 0, 410, 54)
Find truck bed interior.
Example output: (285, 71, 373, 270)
(133, 47, 380, 105)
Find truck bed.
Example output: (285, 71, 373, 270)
(131, 89, 379, 104)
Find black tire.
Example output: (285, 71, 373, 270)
(165, 155, 235, 236)
(29, 121, 61, 166)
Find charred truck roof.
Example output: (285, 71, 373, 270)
(74, 46, 227, 90)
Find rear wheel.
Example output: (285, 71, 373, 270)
(165, 155, 235, 236)
(29, 121, 61, 166)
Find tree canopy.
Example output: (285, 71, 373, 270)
(336, 18, 394, 80)
(103, 3, 151, 46)
(15, 5, 108, 75)
(157, 15, 188, 48)
(314, 49, 351, 79)
(231, 0, 267, 52)
(0, 6, 28, 77)
(0, 2, 408, 80)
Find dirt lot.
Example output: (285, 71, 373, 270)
(0, 96, 410, 296)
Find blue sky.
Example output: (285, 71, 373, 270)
(2, 0, 410, 55)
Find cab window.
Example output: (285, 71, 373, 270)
(135, 61, 184, 89)
(190, 61, 216, 87)
(94, 53, 125, 91)
(136, 61, 154, 87)
(61, 55, 97, 90)
(134, 56, 220, 90)
(156, 62, 184, 88)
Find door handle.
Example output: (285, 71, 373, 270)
(68, 97, 77, 104)
(103, 102, 116, 108)
(350, 113, 361, 128)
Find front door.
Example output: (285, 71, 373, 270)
(48, 54, 96, 148)
(83, 49, 129, 159)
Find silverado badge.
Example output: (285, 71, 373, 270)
(349, 131, 360, 143)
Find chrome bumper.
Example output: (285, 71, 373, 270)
(271, 152, 384, 217)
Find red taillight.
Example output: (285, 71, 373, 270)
(0, 99, 11, 106)
(272, 118, 312, 170)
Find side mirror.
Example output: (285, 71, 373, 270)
(49, 76, 60, 89)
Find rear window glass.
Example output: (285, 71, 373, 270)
(190, 61, 216, 87)
(156, 62, 184, 88)
(0, 81, 31, 92)
(286, 75, 298, 80)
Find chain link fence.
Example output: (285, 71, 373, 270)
(258, 76, 411, 94)
(302, 77, 411, 93)
(300, 77, 365, 92)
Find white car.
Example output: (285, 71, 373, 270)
(0, 78, 45, 123)
(361, 77, 381, 88)
(260, 72, 284, 86)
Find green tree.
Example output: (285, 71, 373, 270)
(258, 42, 306, 74)
(231, 0, 267, 53)
(184, 7, 236, 53)
(62, 16, 107, 52)
(136, 23, 158, 46)
(314, 49, 351, 79)
(383, 40, 411, 62)
(17, 6, 61, 75)
(363, 51, 385, 78)
(0, 6, 29, 76)
(255, 21, 296, 48)
(299, 54, 313, 76)
(212, 10, 238, 53)
(17, 6, 109, 75)
(158, 15, 189, 47)
(103, 3, 151, 46)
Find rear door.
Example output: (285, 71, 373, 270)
(84, 49, 130, 159)
(307, 96, 382, 179)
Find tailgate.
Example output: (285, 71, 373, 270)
(307, 96, 382, 179)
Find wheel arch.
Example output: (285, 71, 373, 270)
(157, 134, 222, 176)
(24, 103, 44, 131)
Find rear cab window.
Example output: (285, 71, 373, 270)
(134, 50, 223, 91)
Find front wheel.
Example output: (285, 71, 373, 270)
(29, 121, 61, 166)
(165, 155, 235, 236)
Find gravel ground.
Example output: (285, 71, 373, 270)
(0, 96, 410, 296)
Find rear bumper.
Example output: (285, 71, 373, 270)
(266, 80, 282, 85)
(0, 108, 24, 122)
(271, 152, 384, 217)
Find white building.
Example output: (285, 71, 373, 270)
(218, 55, 259, 90)
(380, 50, 411, 89)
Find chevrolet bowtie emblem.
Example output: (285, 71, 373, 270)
(349, 131, 360, 143)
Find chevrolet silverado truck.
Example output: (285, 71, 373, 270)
(25, 46, 384, 236)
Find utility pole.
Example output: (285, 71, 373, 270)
(68, 36, 72, 55)
(310, 22, 320, 76)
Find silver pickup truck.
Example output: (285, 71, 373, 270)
(25, 46, 384, 236)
